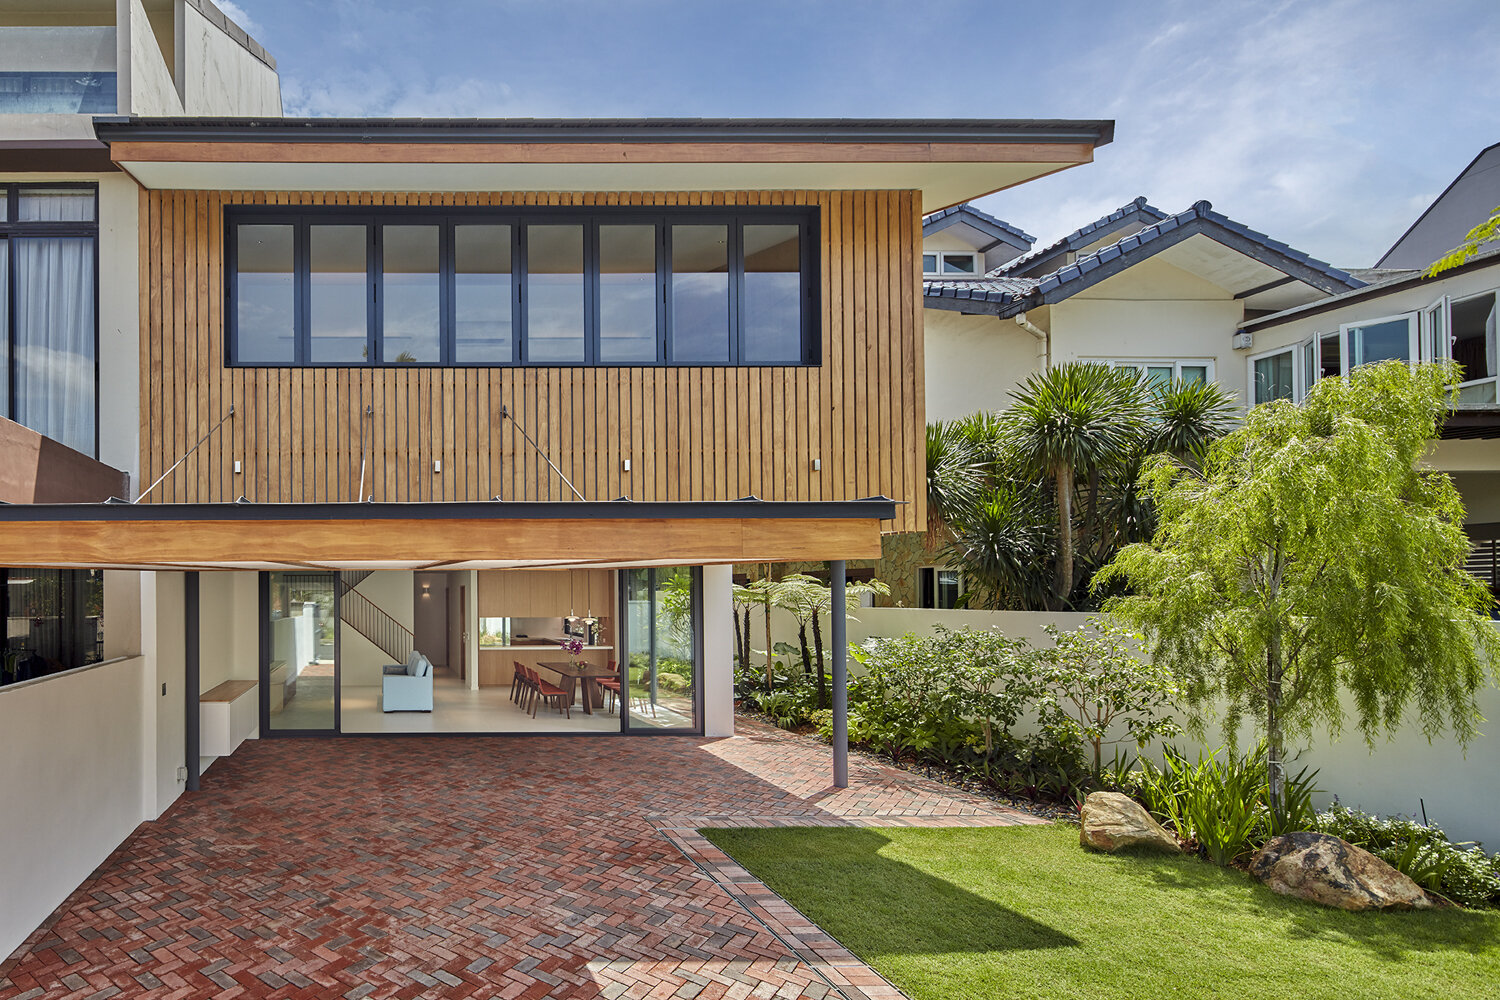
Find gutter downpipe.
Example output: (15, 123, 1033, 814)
(1015, 311, 1050, 370)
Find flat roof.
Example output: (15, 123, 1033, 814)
(93, 116, 1116, 214)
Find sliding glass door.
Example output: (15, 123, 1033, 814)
(620, 567, 702, 732)
(262, 571, 339, 734)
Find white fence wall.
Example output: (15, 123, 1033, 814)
(752, 605, 1500, 845)
(0, 657, 151, 960)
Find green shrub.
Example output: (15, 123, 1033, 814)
(1134, 744, 1319, 865)
(1314, 804, 1500, 908)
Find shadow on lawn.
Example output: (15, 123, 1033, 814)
(1109, 847, 1498, 962)
(709, 827, 1079, 956)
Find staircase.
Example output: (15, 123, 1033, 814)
(338, 570, 413, 664)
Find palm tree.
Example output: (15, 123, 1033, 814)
(1002, 363, 1151, 608)
(925, 421, 988, 542)
(1150, 379, 1238, 465)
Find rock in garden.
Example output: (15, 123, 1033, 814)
(1250, 832, 1432, 910)
(1079, 791, 1180, 853)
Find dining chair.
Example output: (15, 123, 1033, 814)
(597, 659, 623, 715)
(528, 665, 571, 720)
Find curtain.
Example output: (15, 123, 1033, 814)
(14, 236, 95, 456)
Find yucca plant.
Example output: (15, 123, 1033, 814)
(1002, 363, 1152, 608)
(1149, 378, 1239, 466)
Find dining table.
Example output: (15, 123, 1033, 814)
(536, 661, 618, 715)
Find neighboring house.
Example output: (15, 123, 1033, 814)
(857, 196, 1364, 606)
(1377, 141, 1500, 270)
(0, 24, 1118, 951)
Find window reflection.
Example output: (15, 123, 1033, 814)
(742, 224, 802, 364)
(671, 225, 729, 363)
(526, 225, 585, 363)
(2, 568, 103, 685)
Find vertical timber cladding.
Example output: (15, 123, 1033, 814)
(139, 189, 925, 532)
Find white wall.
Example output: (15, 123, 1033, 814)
(0, 656, 152, 961)
(703, 564, 734, 737)
(126, 0, 182, 115)
(143, 571, 185, 818)
(340, 571, 415, 687)
(1053, 256, 1247, 402)
(179, 0, 281, 115)
(848, 607, 1500, 844)
(923, 309, 1044, 421)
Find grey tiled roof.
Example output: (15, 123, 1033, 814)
(1035, 200, 1362, 296)
(924, 200, 1364, 317)
(922, 204, 1036, 245)
(922, 275, 1040, 307)
(999, 196, 1168, 274)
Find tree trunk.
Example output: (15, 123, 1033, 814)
(1267, 645, 1285, 827)
(733, 607, 744, 669)
(812, 611, 827, 710)
(741, 607, 752, 671)
(764, 594, 774, 692)
(797, 621, 813, 679)
(1055, 466, 1075, 607)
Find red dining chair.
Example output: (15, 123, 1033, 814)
(597, 659, 623, 715)
(528, 665, 571, 720)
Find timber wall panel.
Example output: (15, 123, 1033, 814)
(139, 190, 925, 531)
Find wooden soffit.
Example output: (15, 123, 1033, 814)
(0, 499, 893, 570)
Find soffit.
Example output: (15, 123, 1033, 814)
(1155, 234, 1330, 311)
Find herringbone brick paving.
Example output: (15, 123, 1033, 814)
(1, 718, 1042, 999)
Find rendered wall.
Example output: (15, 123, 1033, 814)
(923, 309, 1043, 421)
(844, 607, 1500, 843)
(1051, 256, 1247, 401)
(179, 1, 280, 115)
(0, 656, 150, 960)
(339, 571, 416, 687)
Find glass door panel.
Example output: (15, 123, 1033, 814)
(622, 566, 700, 731)
(265, 571, 338, 732)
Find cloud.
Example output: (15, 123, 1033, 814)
(213, 0, 262, 38)
(281, 71, 524, 118)
(977, 0, 1500, 268)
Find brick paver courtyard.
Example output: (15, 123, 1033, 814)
(1, 718, 1044, 1000)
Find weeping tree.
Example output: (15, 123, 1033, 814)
(1098, 360, 1500, 822)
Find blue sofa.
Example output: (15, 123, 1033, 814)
(382, 650, 433, 712)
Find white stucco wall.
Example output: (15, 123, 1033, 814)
(922, 309, 1044, 421)
(0, 655, 152, 960)
(1053, 256, 1248, 402)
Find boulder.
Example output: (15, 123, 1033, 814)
(1250, 832, 1432, 910)
(1079, 791, 1180, 853)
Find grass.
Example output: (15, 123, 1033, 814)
(702, 824, 1500, 1000)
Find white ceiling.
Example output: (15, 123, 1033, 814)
(115, 158, 1086, 214)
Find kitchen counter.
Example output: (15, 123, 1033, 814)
(480, 644, 614, 651)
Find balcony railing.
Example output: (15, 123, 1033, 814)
(0, 26, 117, 115)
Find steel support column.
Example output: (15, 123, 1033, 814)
(184, 571, 200, 793)
(831, 560, 848, 788)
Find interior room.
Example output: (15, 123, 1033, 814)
(263, 566, 700, 736)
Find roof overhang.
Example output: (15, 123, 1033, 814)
(93, 117, 1114, 213)
(0, 498, 895, 571)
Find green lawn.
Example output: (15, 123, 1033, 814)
(702, 824, 1500, 1000)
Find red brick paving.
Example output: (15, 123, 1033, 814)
(1, 718, 1043, 999)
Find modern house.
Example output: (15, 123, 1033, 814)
(0, 23, 1118, 951)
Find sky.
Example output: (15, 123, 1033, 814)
(218, 0, 1500, 269)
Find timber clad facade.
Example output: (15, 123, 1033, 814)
(139, 189, 926, 532)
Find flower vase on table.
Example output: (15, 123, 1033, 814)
(563, 636, 585, 669)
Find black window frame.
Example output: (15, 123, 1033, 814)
(225, 205, 820, 369)
(0, 181, 101, 457)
